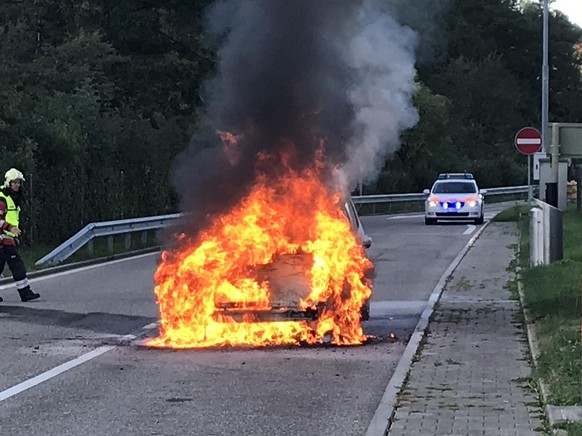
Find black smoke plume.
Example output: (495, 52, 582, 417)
(170, 0, 420, 241)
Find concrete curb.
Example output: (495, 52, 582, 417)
(365, 221, 491, 436)
(515, 268, 551, 413)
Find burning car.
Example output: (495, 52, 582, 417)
(213, 197, 374, 325)
(148, 171, 375, 349)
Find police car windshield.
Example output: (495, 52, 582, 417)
(433, 181, 476, 194)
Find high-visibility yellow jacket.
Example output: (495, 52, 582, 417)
(0, 190, 20, 241)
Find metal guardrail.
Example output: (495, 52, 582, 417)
(351, 185, 531, 204)
(35, 214, 180, 266)
(35, 185, 533, 266)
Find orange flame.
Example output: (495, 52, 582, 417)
(147, 163, 373, 349)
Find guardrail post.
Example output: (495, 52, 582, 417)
(87, 239, 94, 256)
(107, 236, 114, 253)
(543, 205, 551, 264)
(529, 207, 543, 266)
(548, 205, 563, 263)
(536, 209, 546, 265)
(141, 231, 148, 246)
(125, 233, 132, 250)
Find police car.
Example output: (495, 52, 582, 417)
(423, 173, 486, 225)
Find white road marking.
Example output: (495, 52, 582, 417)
(0, 346, 114, 403)
(463, 225, 476, 235)
(142, 323, 158, 330)
(386, 214, 423, 220)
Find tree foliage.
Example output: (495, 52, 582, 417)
(0, 0, 213, 244)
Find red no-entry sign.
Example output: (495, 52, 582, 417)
(515, 127, 542, 155)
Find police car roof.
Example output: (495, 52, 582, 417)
(437, 173, 474, 180)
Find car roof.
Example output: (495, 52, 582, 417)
(434, 178, 476, 184)
(437, 172, 474, 180)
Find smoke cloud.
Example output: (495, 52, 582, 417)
(172, 0, 421, 235)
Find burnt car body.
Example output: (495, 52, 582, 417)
(213, 197, 374, 323)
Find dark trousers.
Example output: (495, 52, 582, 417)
(0, 245, 28, 285)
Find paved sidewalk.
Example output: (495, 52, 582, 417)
(388, 222, 544, 436)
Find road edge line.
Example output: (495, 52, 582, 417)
(365, 221, 491, 436)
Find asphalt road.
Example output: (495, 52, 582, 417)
(0, 203, 516, 436)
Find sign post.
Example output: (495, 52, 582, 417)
(515, 127, 543, 201)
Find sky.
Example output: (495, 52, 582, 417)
(553, 0, 582, 28)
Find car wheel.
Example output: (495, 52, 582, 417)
(474, 216, 484, 225)
(425, 217, 436, 225)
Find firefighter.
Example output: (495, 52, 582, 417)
(0, 168, 40, 302)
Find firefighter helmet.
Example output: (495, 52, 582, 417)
(4, 168, 25, 185)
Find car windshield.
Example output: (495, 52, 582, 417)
(432, 181, 476, 194)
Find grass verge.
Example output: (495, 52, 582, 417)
(511, 204, 582, 434)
